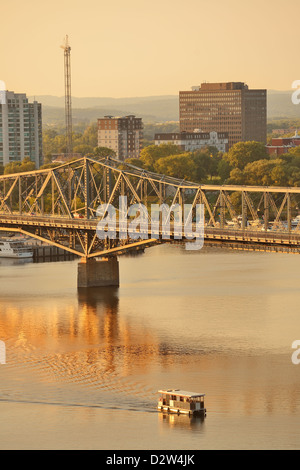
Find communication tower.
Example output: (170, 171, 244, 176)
(61, 35, 73, 158)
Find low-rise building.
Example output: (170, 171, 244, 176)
(154, 130, 228, 153)
(266, 130, 300, 156)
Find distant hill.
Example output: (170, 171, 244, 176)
(31, 90, 300, 126)
(29, 95, 179, 125)
(267, 90, 300, 119)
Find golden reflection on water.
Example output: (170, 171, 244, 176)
(0, 286, 160, 400)
(0, 248, 300, 426)
(158, 411, 206, 432)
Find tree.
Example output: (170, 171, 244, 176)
(140, 144, 182, 171)
(217, 158, 232, 182)
(4, 157, 36, 175)
(81, 123, 98, 147)
(225, 141, 269, 170)
(229, 159, 287, 186)
(124, 158, 145, 169)
(190, 148, 217, 182)
(73, 144, 94, 156)
(285, 165, 300, 186)
(154, 153, 198, 181)
(40, 163, 60, 170)
(93, 146, 116, 158)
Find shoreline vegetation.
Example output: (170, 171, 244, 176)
(2, 118, 300, 191)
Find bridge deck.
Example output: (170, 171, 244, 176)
(0, 214, 300, 251)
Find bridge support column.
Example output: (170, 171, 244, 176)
(78, 257, 119, 288)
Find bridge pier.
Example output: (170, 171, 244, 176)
(77, 257, 119, 288)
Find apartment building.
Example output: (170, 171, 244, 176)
(97, 115, 143, 161)
(0, 90, 42, 168)
(179, 82, 266, 149)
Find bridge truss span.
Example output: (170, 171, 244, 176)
(0, 156, 300, 258)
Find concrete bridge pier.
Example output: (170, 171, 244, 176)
(78, 257, 119, 288)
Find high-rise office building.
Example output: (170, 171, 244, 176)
(97, 115, 143, 161)
(0, 91, 42, 168)
(179, 82, 267, 149)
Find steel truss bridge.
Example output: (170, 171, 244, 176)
(1, 156, 300, 258)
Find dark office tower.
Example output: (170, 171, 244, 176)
(179, 82, 267, 149)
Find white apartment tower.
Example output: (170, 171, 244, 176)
(0, 91, 42, 168)
(97, 115, 143, 161)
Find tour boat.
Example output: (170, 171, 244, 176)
(0, 239, 33, 259)
(158, 389, 206, 416)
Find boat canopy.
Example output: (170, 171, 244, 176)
(158, 389, 205, 398)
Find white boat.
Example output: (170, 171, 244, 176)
(0, 239, 33, 258)
(292, 215, 300, 228)
(158, 389, 206, 416)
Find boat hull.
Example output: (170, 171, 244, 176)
(157, 405, 206, 416)
(0, 252, 33, 259)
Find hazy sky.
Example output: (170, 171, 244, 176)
(1, 0, 300, 97)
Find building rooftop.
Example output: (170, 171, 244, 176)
(188, 82, 249, 92)
(158, 389, 205, 398)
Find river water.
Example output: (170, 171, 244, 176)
(0, 244, 299, 450)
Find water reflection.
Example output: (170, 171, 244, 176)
(0, 258, 32, 267)
(158, 411, 206, 432)
(0, 245, 300, 448)
(77, 286, 119, 314)
(0, 282, 159, 403)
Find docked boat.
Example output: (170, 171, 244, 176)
(158, 389, 206, 416)
(292, 215, 300, 228)
(0, 239, 33, 259)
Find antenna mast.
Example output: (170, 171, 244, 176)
(61, 35, 73, 159)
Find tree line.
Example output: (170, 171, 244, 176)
(126, 141, 300, 187)
(2, 119, 300, 188)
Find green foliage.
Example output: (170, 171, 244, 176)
(40, 163, 60, 170)
(4, 157, 36, 175)
(217, 159, 232, 182)
(41, 121, 300, 188)
(124, 158, 145, 168)
(43, 123, 98, 158)
(154, 153, 198, 181)
(191, 148, 220, 181)
(72, 144, 94, 156)
(140, 144, 182, 171)
(225, 141, 269, 170)
(229, 157, 300, 187)
(267, 119, 300, 133)
(93, 147, 116, 158)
